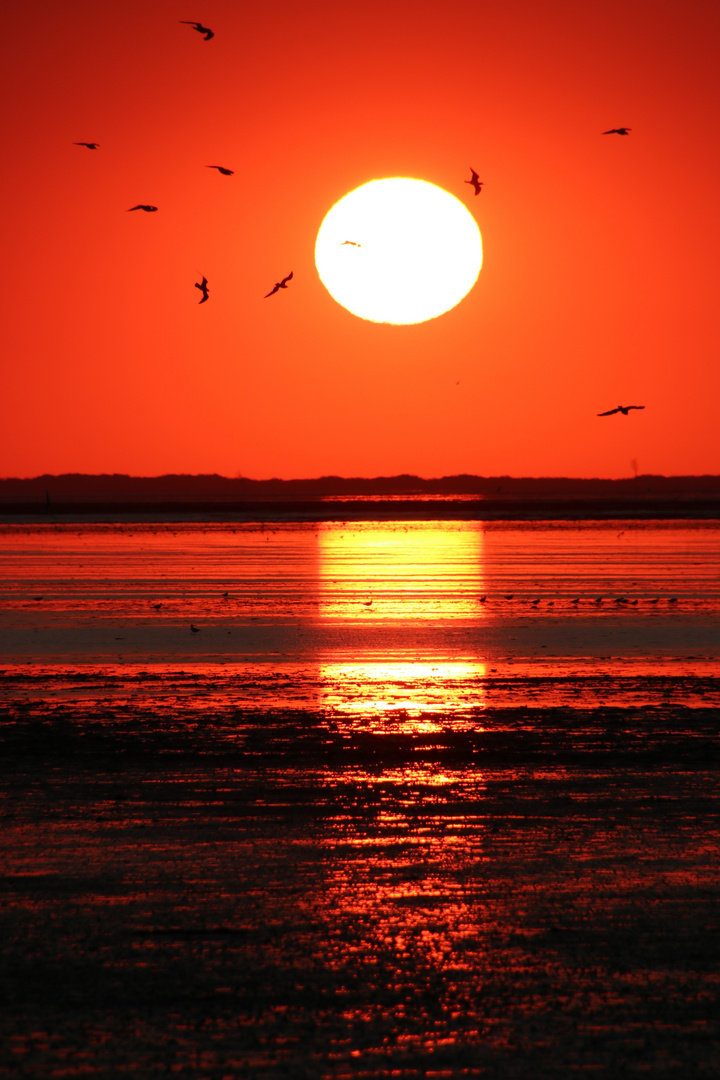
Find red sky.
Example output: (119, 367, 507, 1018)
(2, 0, 719, 480)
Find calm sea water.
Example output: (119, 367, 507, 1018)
(1, 521, 719, 1077)
(2, 519, 720, 708)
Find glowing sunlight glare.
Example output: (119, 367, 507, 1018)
(315, 178, 483, 324)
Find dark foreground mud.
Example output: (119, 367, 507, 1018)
(1, 701, 718, 1079)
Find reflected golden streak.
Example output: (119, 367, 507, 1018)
(319, 661, 486, 720)
(318, 522, 485, 623)
(318, 523, 487, 718)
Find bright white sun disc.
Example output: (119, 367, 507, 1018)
(315, 178, 483, 325)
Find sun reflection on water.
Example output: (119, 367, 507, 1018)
(318, 521, 485, 622)
(317, 523, 486, 717)
(319, 660, 486, 720)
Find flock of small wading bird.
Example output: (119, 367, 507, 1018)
(178, 591, 679, 635)
(75, 19, 642, 422)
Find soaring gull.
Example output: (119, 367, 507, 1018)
(465, 168, 483, 195)
(597, 405, 645, 416)
(180, 21, 214, 40)
(264, 272, 293, 298)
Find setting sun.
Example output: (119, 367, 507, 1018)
(315, 178, 483, 325)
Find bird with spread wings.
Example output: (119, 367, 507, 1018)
(264, 272, 293, 298)
(195, 276, 209, 304)
(180, 21, 214, 40)
(597, 405, 645, 416)
(465, 168, 483, 195)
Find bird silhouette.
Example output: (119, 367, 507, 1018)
(207, 165, 233, 175)
(264, 272, 293, 297)
(75, 142, 99, 149)
(190, 624, 201, 632)
(180, 20, 214, 40)
(195, 276, 209, 303)
(465, 168, 483, 195)
(603, 128, 631, 135)
(127, 205, 158, 212)
(597, 405, 645, 416)
(339, 240, 361, 246)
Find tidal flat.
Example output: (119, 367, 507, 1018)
(1, 521, 719, 1077)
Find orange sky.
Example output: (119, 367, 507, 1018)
(2, 0, 719, 480)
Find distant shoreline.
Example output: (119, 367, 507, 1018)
(2, 497, 720, 523)
(3, 474, 720, 522)
(3, 473, 720, 501)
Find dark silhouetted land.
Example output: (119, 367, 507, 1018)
(1, 473, 720, 521)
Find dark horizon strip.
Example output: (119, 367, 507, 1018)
(2, 497, 720, 522)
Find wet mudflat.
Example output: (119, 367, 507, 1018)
(1, 522, 719, 1077)
(1, 704, 719, 1078)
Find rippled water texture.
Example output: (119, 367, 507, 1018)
(1, 521, 719, 1077)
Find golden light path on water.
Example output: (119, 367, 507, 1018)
(2, 520, 720, 712)
(318, 522, 486, 717)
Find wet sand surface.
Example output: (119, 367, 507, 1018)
(1, 522, 719, 1077)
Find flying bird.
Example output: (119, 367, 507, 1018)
(465, 168, 483, 195)
(127, 204, 158, 212)
(180, 20, 214, 40)
(603, 128, 631, 135)
(75, 142, 99, 149)
(264, 271, 293, 297)
(207, 165, 234, 175)
(195, 276, 209, 303)
(339, 240, 361, 246)
(597, 405, 645, 416)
